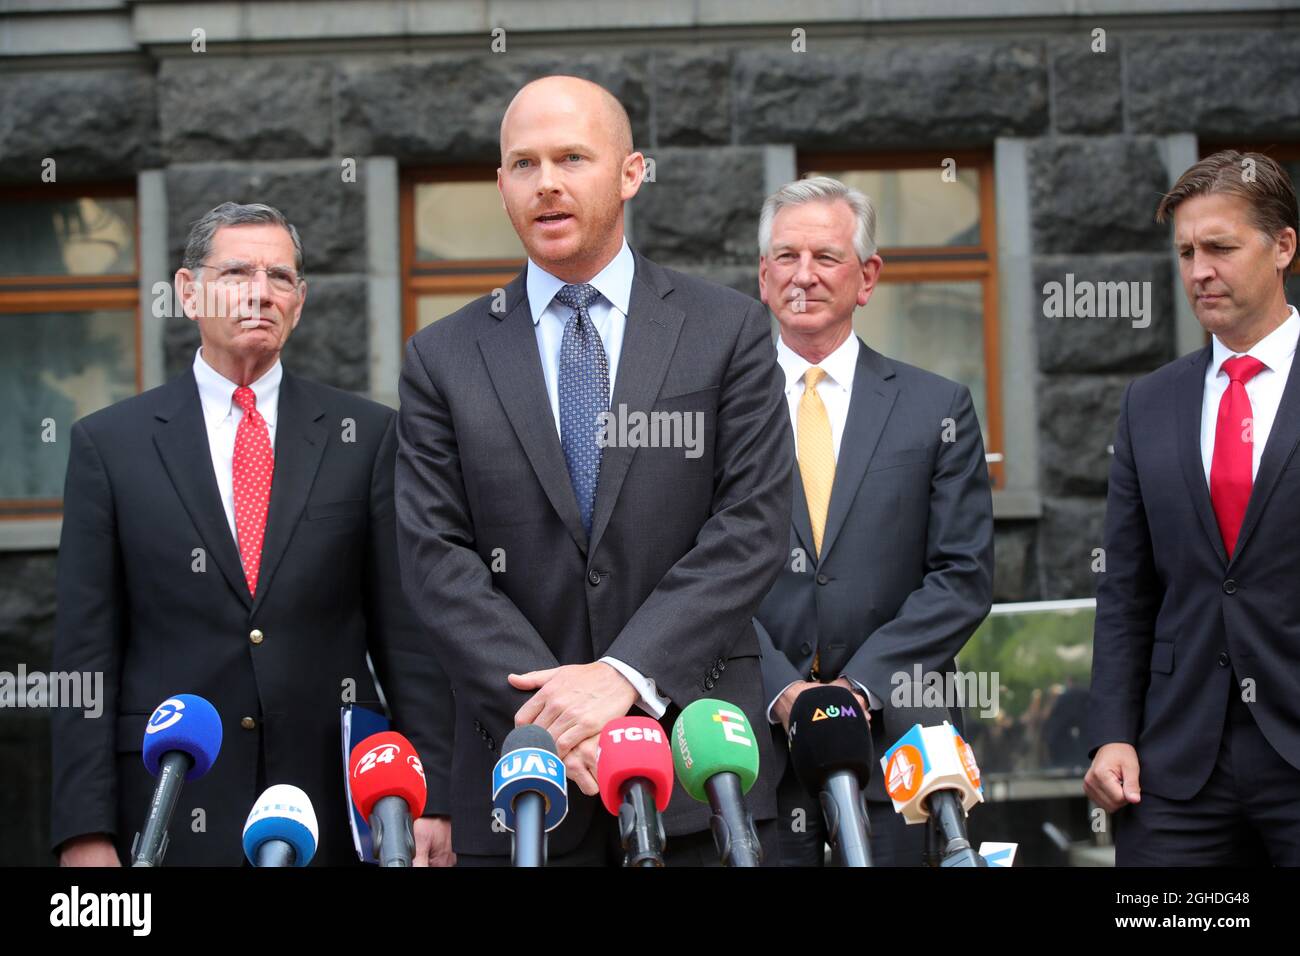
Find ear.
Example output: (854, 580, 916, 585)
(176, 269, 200, 322)
(758, 256, 771, 306)
(497, 167, 507, 210)
(289, 280, 306, 331)
(620, 152, 646, 202)
(857, 254, 884, 308)
(1275, 226, 1297, 274)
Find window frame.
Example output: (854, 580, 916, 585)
(797, 149, 1005, 490)
(400, 166, 526, 340)
(0, 181, 142, 520)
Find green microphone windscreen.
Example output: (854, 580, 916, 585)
(671, 698, 760, 803)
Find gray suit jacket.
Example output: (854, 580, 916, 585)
(754, 338, 994, 801)
(394, 251, 793, 856)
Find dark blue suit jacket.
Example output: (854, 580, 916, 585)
(1088, 343, 1300, 798)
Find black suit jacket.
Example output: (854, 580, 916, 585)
(754, 340, 994, 800)
(1088, 344, 1300, 798)
(50, 367, 452, 865)
(394, 251, 792, 856)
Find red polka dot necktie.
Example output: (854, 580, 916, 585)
(232, 386, 274, 596)
(1210, 355, 1267, 558)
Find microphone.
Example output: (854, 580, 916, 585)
(788, 685, 874, 867)
(491, 726, 567, 868)
(348, 731, 427, 867)
(131, 694, 222, 866)
(242, 784, 318, 867)
(671, 698, 762, 867)
(880, 695, 986, 867)
(596, 717, 673, 867)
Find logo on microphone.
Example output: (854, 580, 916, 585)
(498, 751, 561, 780)
(407, 754, 426, 782)
(607, 725, 664, 744)
(811, 704, 857, 721)
(355, 741, 401, 776)
(955, 734, 981, 791)
(146, 698, 185, 734)
(885, 744, 924, 802)
(712, 708, 752, 747)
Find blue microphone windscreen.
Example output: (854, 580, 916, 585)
(141, 694, 223, 780)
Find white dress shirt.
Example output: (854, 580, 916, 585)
(192, 347, 282, 543)
(768, 331, 882, 722)
(1200, 306, 1300, 483)
(525, 240, 670, 719)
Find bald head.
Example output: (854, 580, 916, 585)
(500, 75, 633, 160)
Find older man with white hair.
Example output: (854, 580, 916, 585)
(752, 176, 994, 866)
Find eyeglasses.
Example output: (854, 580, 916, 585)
(200, 261, 302, 293)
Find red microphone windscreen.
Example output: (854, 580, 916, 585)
(348, 731, 427, 819)
(596, 717, 673, 816)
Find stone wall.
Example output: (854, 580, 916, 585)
(4, 23, 1300, 862)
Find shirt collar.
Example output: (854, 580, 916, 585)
(776, 331, 860, 393)
(192, 347, 283, 430)
(1211, 305, 1300, 378)
(526, 238, 634, 325)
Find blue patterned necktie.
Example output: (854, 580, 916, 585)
(555, 282, 610, 536)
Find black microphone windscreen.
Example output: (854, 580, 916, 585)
(503, 724, 558, 756)
(788, 685, 874, 793)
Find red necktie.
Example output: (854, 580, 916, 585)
(1210, 355, 1267, 558)
(232, 386, 274, 596)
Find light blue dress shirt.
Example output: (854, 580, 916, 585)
(525, 239, 670, 719)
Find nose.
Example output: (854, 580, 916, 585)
(536, 159, 559, 197)
(792, 252, 816, 288)
(1190, 249, 1215, 286)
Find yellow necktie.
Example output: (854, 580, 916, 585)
(798, 366, 835, 558)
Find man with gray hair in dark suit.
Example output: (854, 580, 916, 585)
(753, 176, 994, 866)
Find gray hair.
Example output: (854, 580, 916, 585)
(182, 201, 305, 276)
(757, 176, 877, 261)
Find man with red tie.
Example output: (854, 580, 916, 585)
(51, 203, 453, 866)
(1085, 151, 1300, 864)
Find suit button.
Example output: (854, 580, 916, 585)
(588, 570, 601, 586)
(816, 574, 829, 585)
(487, 736, 496, 750)
(1223, 579, 1237, 595)
(249, 629, 264, 645)
(704, 677, 715, 690)
(800, 642, 812, 655)
(240, 717, 256, 730)
(717, 660, 725, 672)
(1219, 652, 1230, 668)
(474, 720, 482, 731)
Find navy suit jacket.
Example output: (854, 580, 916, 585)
(1088, 343, 1300, 798)
(50, 368, 453, 864)
(754, 339, 994, 801)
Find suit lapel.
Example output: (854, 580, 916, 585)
(588, 254, 684, 553)
(152, 372, 252, 608)
(818, 341, 898, 564)
(478, 268, 590, 553)
(1231, 352, 1300, 565)
(790, 459, 815, 558)
(1174, 346, 1228, 566)
(251, 371, 327, 613)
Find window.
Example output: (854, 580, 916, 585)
(401, 168, 525, 339)
(0, 185, 139, 518)
(799, 152, 1004, 489)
